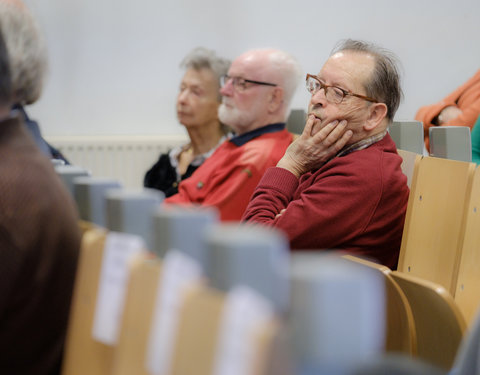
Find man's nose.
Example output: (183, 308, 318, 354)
(310, 88, 327, 105)
(220, 79, 234, 96)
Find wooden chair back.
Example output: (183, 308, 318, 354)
(343, 255, 416, 355)
(111, 257, 163, 375)
(169, 285, 226, 375)
(397, 149, 422, 189)
(454, 165, 480, 326)
(391, 271, 466, 370)
(61, 227, 113, 375)
(398, 156, 475, 294)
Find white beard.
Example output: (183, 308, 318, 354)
(218, 102, 256, 134)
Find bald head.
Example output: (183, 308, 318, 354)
(0, 0, 47, 105)
(331, 39, 402, 122)
(238, 48, 302, 112)
(218, 48, 302, 134)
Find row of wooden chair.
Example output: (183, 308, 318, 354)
(389, 120, 472, 162)
(56, 148, 480, 373)
(343, 254, 466, 370)
(62, 225, 284, 375)
(353, 149, 480, 370)
(65, 221, 405, 375)
(397, 151, 480, 325)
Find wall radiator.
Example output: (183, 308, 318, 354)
(46, 135, 187, 189)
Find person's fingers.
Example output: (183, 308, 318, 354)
(301, 114, 315, 140)
(322, 120, 347, 147)
(312, 119, 341, 145)
(330, 129, 353, 154)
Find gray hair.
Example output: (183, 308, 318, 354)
(0, 1, 47, 105)
(180, 47, 230, 100)
(331, 39, 403, 122)
(267, 49, 303, 116)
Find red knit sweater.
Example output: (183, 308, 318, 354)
(165, 129, 293, 221)
(242, 134, 409, 269)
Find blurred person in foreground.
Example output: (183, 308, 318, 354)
(416, 69, 480, 151)
(165, 48, 302, 220)
(0, 26, 81, 374)
(144, 47, 231, 197)
(0, 0, 68, 163)
(243, 39, 409, 269)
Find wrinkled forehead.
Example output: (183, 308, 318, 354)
(319, 51, 375, 92)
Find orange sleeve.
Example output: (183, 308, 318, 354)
(417, 69, 480, 150)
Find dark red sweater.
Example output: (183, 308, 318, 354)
(242, 134, 409, 269)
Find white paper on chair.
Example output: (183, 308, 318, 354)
(91, 231, 147, 345)
(213, 286, 275, 375)
(146, 249, 203, 375)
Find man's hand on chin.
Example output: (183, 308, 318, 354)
(276, 115, 352, 178)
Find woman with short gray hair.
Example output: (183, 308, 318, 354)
(144, 47, 231, 197)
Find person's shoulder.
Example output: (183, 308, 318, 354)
(245, 129, 292, 149)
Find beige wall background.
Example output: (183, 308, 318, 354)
(24, 0, 479, 137)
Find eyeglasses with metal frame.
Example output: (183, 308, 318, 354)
(305, 73, 377, 104)
(220, 75, 277, 92)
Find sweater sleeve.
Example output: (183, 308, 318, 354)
(242, 167, 300, 222)
(416, 70, 480, 133)
(243, 161, 383, 250)
(443, 95, 480, 129)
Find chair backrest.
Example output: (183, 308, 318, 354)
(55, 164, 91, 197)
(74, 176, 122, 227)
(390, 271, 466, 370)
(397, 149, 422, 189)
(429, 126, 472, 162)
(170, 285, 279, 375)
(105, 188, 164, 250)
(342, 255, 416, 355)
(169, 285, 226, 375)
(289, 253, 385, 373)
(286, 108, 306, 135)
(151, 205, 219, 266)
(62, 227, 113, 375)
(398, 156, 475, 294)
(389, 121, 424, 154)
(204, 223, 290, 314)
(111, 257, 162, 375)
(62, 227, 149, 375)
(454, 165, 480, 326)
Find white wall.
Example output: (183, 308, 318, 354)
(24, 0, 480, 137)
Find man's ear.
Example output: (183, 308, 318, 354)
(268, 87, 284, 113)
(364, 102, 388, 131)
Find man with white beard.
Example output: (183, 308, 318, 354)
(165, 48, 302, 221)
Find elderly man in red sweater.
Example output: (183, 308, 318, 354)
(243, 39, 409, 269)
(166, 48, 302, 221)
